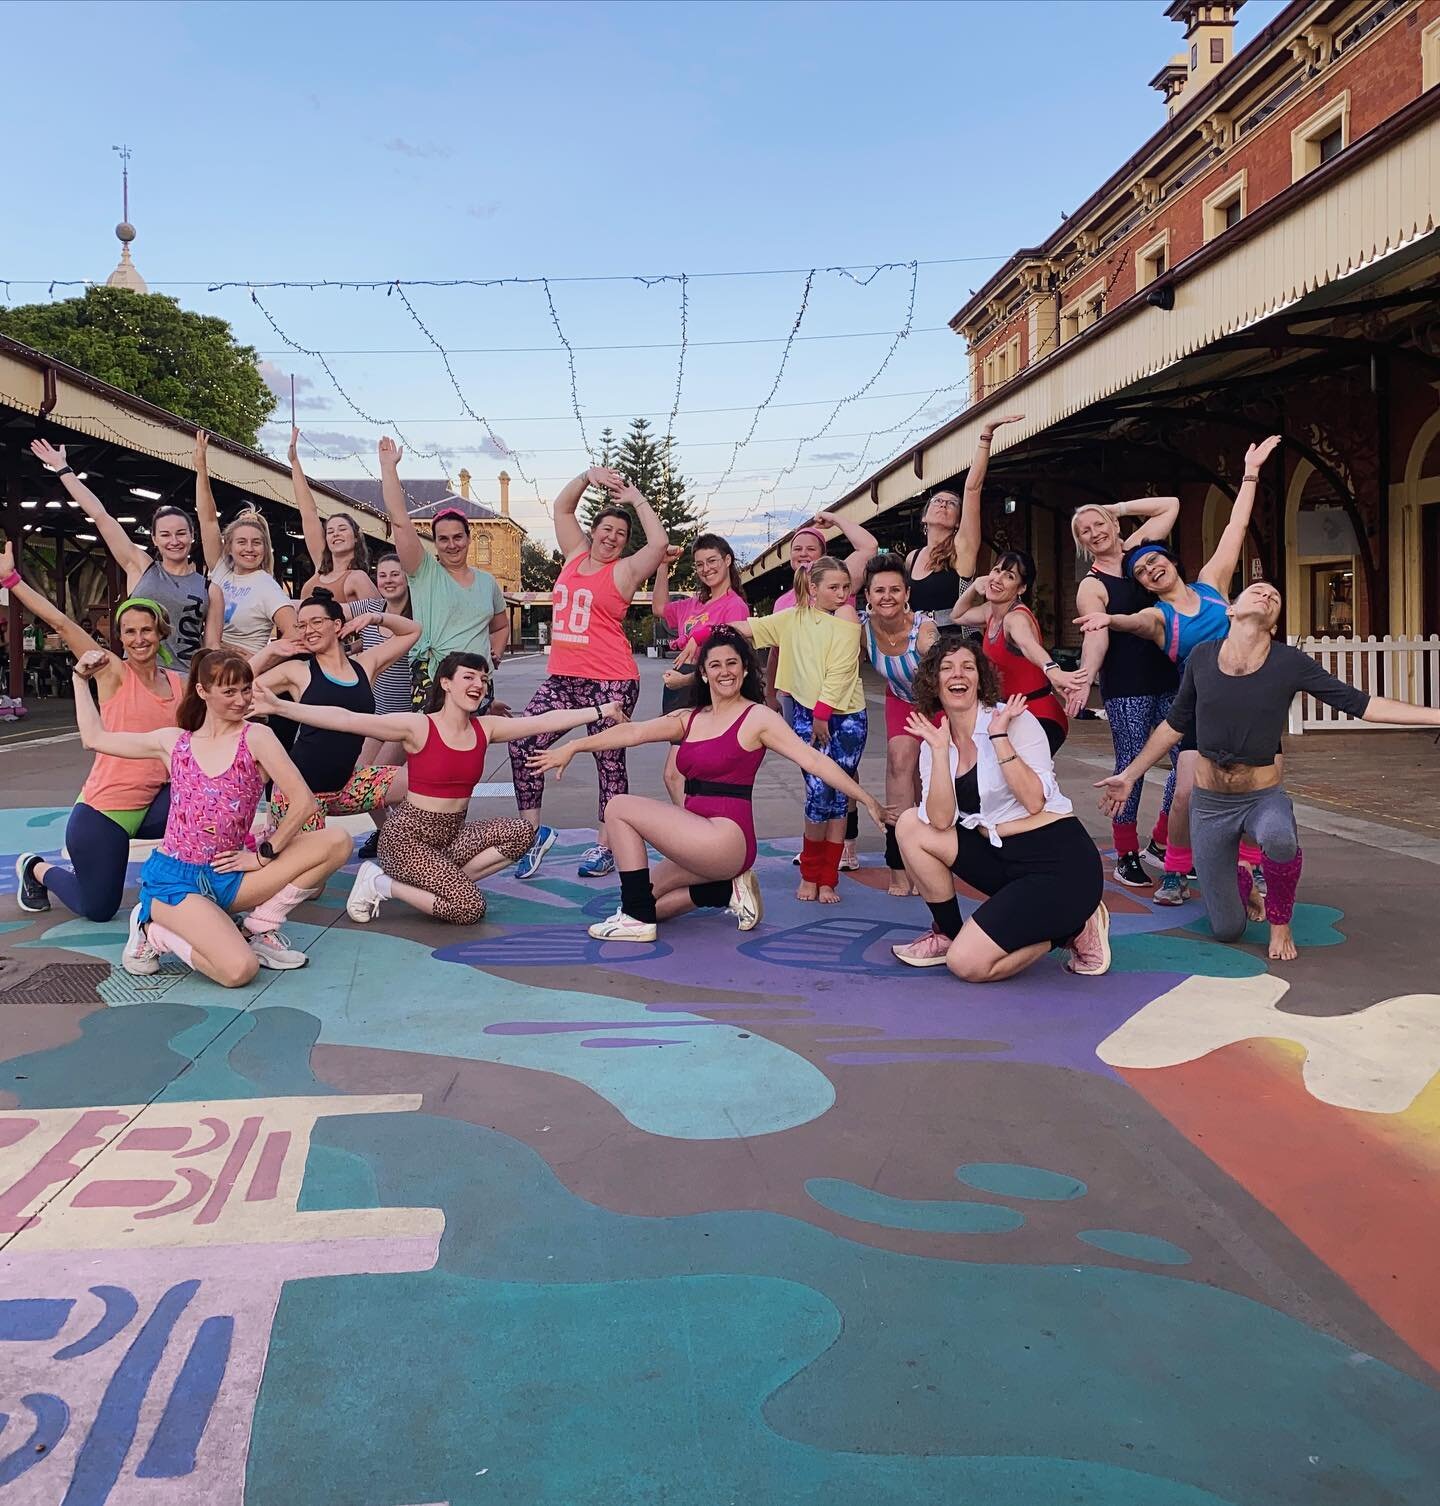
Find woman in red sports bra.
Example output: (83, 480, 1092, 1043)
(254, 651, 625, 926)
(952, 549, 1084, 754)
(529, 627, 885, 942)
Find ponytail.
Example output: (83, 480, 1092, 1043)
(793, 555, 846, 611)
(176, 647, 254, 731)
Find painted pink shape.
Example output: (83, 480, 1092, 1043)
(119, 1125, 191, 1152)
(135, 1168, 210, 1220)
(175, 1117, 231, 1158)
(195, 1117, 262, 1226)
(0, 1116, 39, 1148)
(245, 1131, 292, 1203)
(71, 1178, 176, 1209)
(0, 1109, 130, 1233)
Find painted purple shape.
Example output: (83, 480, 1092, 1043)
(580, 1038, 678, 1048)
(484, 1020, 724, 1036)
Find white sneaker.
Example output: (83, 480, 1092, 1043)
(346, 861, 385, 923)
(248, 929, 309, 970)
(587, 909, 657, 943)
(728, 870, 763, 932)
(122, 904, 160, 976)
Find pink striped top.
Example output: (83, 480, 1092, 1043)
(162, 725, 266, 864)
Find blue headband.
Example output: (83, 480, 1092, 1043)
(1124, 542, 1174, 579)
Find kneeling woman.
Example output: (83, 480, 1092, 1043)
(529, 627, 885, 942)
(72, 647, 353, 986)
(254, 653, 627, 925)
(892, 640, 1110, 981)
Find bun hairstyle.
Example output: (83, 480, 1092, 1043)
(320, 511, 371, 576)
(690, 532, 745, 604)
(424, 650, 490, 713)
(793, 554, 849, 611)
(298, 586, 346, 622)
(911, 637, 1002, 720)
(176, 646, 253, 731)
(220, 508, 275, 575)
(691, 626, 764, 708)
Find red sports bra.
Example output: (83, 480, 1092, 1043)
(407, 715, 488, 799)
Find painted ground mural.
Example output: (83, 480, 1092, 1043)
(2, 816, 1438, 1505)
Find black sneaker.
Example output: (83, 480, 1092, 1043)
(356, 831, 379, 862)
(1112, 852, 1151, 888)
(15, 853, 50, 913)
(1141, 838, 1167, 872)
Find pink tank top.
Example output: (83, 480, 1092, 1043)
(548, 556, 638, 682)
(162, 724, 266, 864)
(79, 664, 187, 813)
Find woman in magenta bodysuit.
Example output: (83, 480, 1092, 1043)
(529, 628, 884, 941)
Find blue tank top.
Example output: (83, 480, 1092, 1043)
(1157, 582, 1230, 666)
(863, 612, 926, 701)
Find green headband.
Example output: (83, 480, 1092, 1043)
(114, 596, 175, 664)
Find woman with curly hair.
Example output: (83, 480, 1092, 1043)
(892, 638, 1109, 981)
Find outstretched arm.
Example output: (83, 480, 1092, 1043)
(250, 681, 426, 748)
(1095, 719, 1184, 816)
(1075, 605, 1165, 650)
(960, 413, 1022, 576)
(612, 481, 671, 600)
(1115, 493, 1180, 547)
(1200, 436, 1281, 594)
(289, 427, 328, 573)
(378, 437, 424, 576)
(552, 466, 621, 559)
(0, 540, 110, 673)
(30, 439, 150, 583)
(757, 708, 885, 828)
(193, 431, 223, 570)
(1003, 609, 1083, 700)
(484, 697, 628, 745)
(1363, 697, 1440, 727)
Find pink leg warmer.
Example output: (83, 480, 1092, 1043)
(1261, 849, 1303, 925)
(1151, 810, 1169, 847)
(1164, 843, 1193, 876)
(242, 883, 318, 936)
(147, 922, 194, 966)
(1113, 820, 1139, 857)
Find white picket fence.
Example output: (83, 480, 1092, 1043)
(1286, 635, 1440, 733)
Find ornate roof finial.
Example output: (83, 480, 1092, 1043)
(105, 144, 148, 293)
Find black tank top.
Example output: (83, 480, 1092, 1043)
(1089, 569, 1179, 700)
(907, 548, 962, 617)
(291, 654, 376, 795)
(953, 764, 980, 815)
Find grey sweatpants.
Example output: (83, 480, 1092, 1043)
(1190, 784, 1299, 943)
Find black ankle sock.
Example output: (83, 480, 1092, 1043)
(926, 898, 962, 939)
(688, 879, 732, 908)
(845, 807, 860, 841)
(619, 868, 657, 924)
(883, 823, 903, 870)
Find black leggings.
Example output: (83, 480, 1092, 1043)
(44, 790, 171, 922)
(950, 815, 1102, 953)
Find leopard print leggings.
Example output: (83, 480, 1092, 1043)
(377, 800, 533, 925)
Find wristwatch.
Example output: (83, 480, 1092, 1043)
(258, 840, 277, 864)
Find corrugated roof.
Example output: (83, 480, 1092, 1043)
(317, 477, 508, 522)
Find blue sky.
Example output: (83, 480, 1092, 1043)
(0, 0, 1284, 550)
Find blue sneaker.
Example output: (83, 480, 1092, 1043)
(515, 824, 556, 880)
(1153, 872, 1191, 906)
(577, 844, 615, 878)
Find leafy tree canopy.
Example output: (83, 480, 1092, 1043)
(521, 538, 565, 592)
(582, 418, 701, 585)
(0, 287, 275, 447)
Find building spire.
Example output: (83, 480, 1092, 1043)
(105, 144, 148, 293)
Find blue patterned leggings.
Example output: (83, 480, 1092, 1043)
(1104, 692, 1178, 830)
(787, 703, 867, 823)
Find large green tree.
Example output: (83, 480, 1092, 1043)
(520, 538, 565, 591)
(582, 418, 700, 580)
(0, 286, 275, 447)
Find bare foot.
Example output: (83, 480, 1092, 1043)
(1246, 873, 1265, 923)
(796, 879, 819, 902)
(818, 884, 841, 904)
(887, 871, 915, 897)
(1267, 922, 1298, 962)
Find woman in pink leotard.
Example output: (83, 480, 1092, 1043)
(529, 627, 884, 942)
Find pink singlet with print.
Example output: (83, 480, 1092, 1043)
(162, 725, 267, 864)
(548, 556, 638, 682)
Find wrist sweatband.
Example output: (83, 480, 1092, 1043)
(0, 570, 18, 591)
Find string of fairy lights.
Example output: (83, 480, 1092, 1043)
(3, 244, 1134, 547)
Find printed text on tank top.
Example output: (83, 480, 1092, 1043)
(548, 554, 638, 681)
(407, 714, 489, 803)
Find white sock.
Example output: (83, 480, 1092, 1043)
(371, 872, 393, 898)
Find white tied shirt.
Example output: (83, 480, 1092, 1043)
(917, 705, 1072, 846)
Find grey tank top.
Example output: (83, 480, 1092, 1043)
(134, 560, 210, 671)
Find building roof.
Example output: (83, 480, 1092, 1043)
(317, 477, 520, 527)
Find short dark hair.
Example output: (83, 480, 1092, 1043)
(991, 549, 1035, 596)
(911, 638, 1002, 719)
(690, 627, 765, 709)
(425, 650, 489, 712)
(1123, 541, 1182, 581)
(591, 506, 632, 541)
(865, 551, 911, 594)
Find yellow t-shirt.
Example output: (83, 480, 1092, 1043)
(749, 607, 864, 716)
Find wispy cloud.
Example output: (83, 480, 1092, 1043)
(258, 362, 328, 413)
(384, 137, 453, 160)
(262, 424, 366, 457)
(466, 201, 501, 220)
(808, 450, 857, 463)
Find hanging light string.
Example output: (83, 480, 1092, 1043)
(540, 277, 590, 459)
(660, 273, 688, 489)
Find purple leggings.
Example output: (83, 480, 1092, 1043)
(508, 674, 641, 822)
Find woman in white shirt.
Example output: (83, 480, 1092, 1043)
(892, 639, 1110, 980)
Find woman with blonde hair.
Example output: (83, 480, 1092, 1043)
(194, 431, 297, 655)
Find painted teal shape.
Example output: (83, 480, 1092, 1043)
(1109, 932, 1266, 978)
(1078, 1230, 1192, 1266)
(955, 1163, 1088, 1201)
(806, 1178, 1024, 1233)
(246, 1111, 1440, 1506)
(0, 805, 68, 854)
(227, 1007, 334, 1098)
(298, 1142, 380, 1213)
(1188, 903, 1345, 950)
(44, 917, 832, 1140)
(0, 921, 28, 934)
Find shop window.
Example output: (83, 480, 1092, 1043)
(1291, 91, 1350, 180)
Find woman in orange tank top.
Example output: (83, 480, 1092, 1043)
(508, 465, 672, 881)
(8, 542, 186, 922)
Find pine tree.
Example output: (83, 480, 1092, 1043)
(582, 418, 700, 580)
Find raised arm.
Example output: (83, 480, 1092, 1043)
(950, 578, 989, 626)
(0, 540, 110, 673)
(72, 655, 176, 758)
(193, 431, 223, 570)
(345, 610, 422, 678)
(250, 680, 426, 748)
(30, 439, 149, 583)
(1114, 493, 1180, 548)
(809, 511, 878, 595)
(552, 466, 621, 559)
(288, 427, 328, 573)
(377, 437, 424, 576)
(960, 413, 1023, 575)
(651, 544, 682, 621)
(204, 582, 224, 650)
(612, 481, 671, 600)
(1200, 436, 1280, 595)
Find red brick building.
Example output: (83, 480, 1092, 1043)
(743, 0, 1440, 649)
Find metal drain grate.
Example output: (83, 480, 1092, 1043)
(0, 961, 111, 1006)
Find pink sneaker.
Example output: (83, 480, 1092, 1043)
(1065, 903, 1112, 976)
(892, 928, 953, 968)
